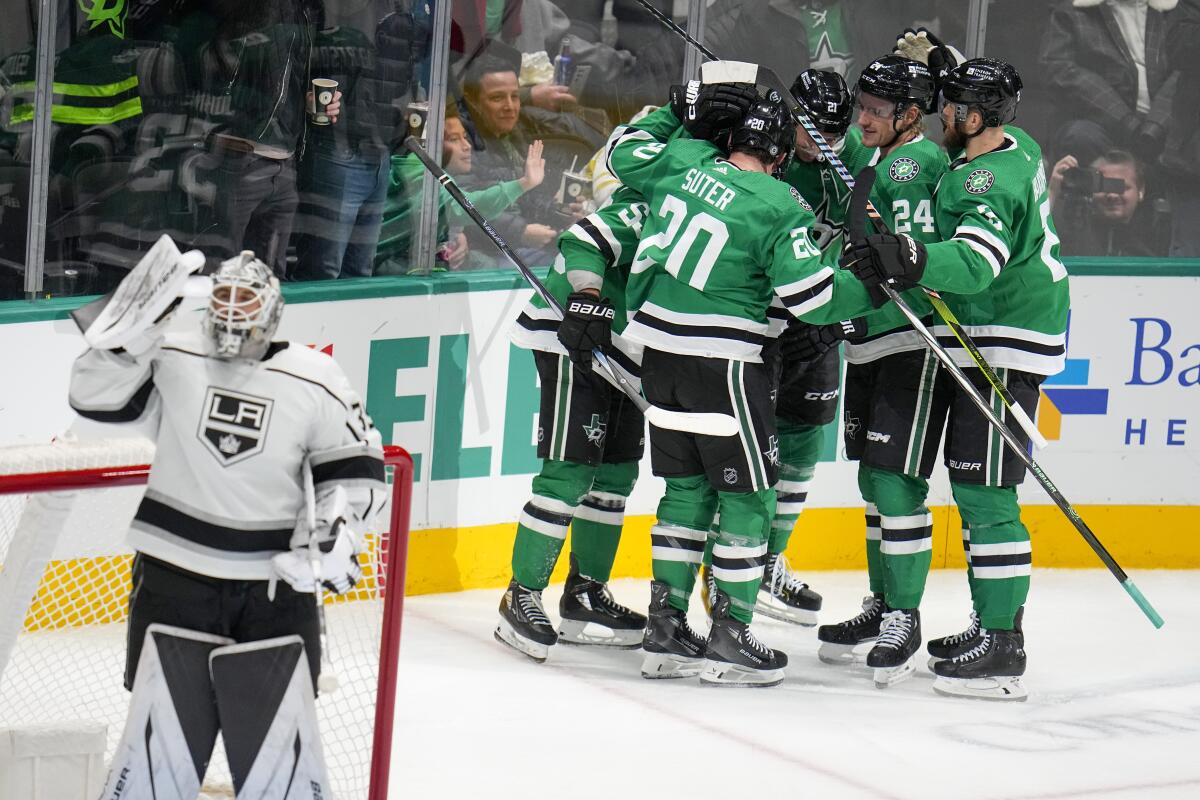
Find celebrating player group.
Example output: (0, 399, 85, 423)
(496, 29, 1069, 702)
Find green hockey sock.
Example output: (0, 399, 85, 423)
(711, 488, 774, 624)
(864, 465, 932, 609)
(652, 476, 719, 611)
(952, 482, 1031, 630)
(961, 523, 981, 615)
(570, 460, 637, 582)
(770, 423, 823, 554)
(858, 467, 884, 594)
(511, 459, 595, 590)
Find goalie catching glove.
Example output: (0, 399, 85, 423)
(557, 291, 614, 365)
(779, 318, 867, 362)
(272, 485, 364, 595)
(669, 80, 759, 144)
(841, 233, 927, 308)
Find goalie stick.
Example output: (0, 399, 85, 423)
(845, 168, 1163, 629)
(631, 0, 1046, 450)
(403, 136, 740, 438)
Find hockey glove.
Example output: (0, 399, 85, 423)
(273, 485, 364, 595)
(841, 233, 927, 308)
(557, 291, 614, 365)
(894, 27, 963, 100)
(779, 318, 868, 363)
(669, 81, 759, 144)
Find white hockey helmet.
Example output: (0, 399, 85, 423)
(202, 251, 283, 359)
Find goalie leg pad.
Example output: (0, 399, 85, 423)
(210, 636, 333, 799)
(100, 624, 233, 800)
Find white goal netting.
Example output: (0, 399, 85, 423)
(0, 438, 404, 799)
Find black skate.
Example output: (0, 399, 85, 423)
(755, 552, 822, 626)
(926, 610, 982, 669)
(557, 555, 646, 648)
(700, 590, 788, 688)
(640, 580, 706, 679)
(932, 618, 1028, 701)
(495, 579, 558, 662)
(866, 607, 921, 688)
(816, 593, 884, 665)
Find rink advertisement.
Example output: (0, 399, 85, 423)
(1, 271, 1198, 588)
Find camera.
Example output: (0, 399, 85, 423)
(1062, 167, 1126, 196)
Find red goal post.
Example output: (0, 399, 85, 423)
(0, 439, 414, 800)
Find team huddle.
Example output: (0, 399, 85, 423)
(499, 31, 1069, 702)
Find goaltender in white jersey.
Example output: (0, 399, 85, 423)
(71, 242, 387, 799)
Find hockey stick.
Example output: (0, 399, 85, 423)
(845, 169, 1163, 629)
(631, 0, 1046, 450)
(303, 460, 341, 693)
(402, 135, 740, 438)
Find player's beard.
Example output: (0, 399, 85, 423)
(942, 121, 967, 152)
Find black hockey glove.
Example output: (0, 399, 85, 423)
(557, 292, 614, 365)
(779, 318, 868, 362)
(841, 233, 927, 307)
(895, 27, 962, 101)
(669, 81, 759, 144)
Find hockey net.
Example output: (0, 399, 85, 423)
(0, 437, 414, 800)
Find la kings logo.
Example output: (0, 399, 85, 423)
(198, 388, 273, 466)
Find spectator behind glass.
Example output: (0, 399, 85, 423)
(375, 104, 545, 274)
(457, 40, 605, 267)
(1048, 149, 1171, 257)
(291, 3, 391, 281)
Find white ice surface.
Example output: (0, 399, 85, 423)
(391, 570, 1200, 800)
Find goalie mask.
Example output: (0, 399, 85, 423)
(203, 251, 283, 360)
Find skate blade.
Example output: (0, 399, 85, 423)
(754, 596, 818, 627)
(872, 658, 916, 689)
(557, 619, 643, 649)
(699, 659, 785, 688)
(494, 620, 551, 663)
(640, 651, 703, 679)
(817, 640, 874, 666)
(932, 675, 1028, 702)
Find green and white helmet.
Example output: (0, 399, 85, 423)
(202, 251, 283, 360)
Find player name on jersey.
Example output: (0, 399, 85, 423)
(681, 167, 737, 212)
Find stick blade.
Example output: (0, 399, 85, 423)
(699, 60, 761, 84)
(847, 165, 877, 244)
(645, 406, 739, 437)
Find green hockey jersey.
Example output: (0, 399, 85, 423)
(510, 185, 648, 369)
(783, 126, 873, 252)
(922, 126, 1070, 376)
(841, 133, 949, 364)
(605, 105, 876, 363)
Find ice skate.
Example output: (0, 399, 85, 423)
(700, 590, 788, 688)
(755, 552, 822, 626)
(641, 581, 705, 678)
(557, 555, 646, 648)
(816, 593, 884, 665)
(932, 617, 1028, 701)
(495, 579, 558, 662)
(926, 610, 982, 669)
(866, 608, 921, 688)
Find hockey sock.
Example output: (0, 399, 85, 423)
(711, 488, 775, 624)
(512, 459, 596, 590)
(857, 466, 883, 595)
(769, 422, 822, 554)
(952, 482, 1031, 630)
(570, 460, 637, 582)
(865, 465, 933, 609)
(961, 523, 982, 616)
(653, 475, 719, 612)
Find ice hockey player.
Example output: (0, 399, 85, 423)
(72, 243, 387, 796)
(497, 185, 652, 662)
(605, 70, 881, 686)
(812, 56, 952, 688)
(844, 57, 1070, 700)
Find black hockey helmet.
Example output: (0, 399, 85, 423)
(790, 69, 852, 138)
(729, 89, 797, 174)
(940, 58, 1022, 128)
(856, 55, 937, 116)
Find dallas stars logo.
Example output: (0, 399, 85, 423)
(582, 414, 606, 447)
(764, 435, 780, 467)
(79, 0, 127, 39)
(965, 169, 995, 195)
(890, 157, 919, 183)
(844, 415, 862, 440)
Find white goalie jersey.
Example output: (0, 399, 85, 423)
(68, 331, 388, 580)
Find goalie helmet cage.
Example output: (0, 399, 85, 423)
(0, 439, 415, 800)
